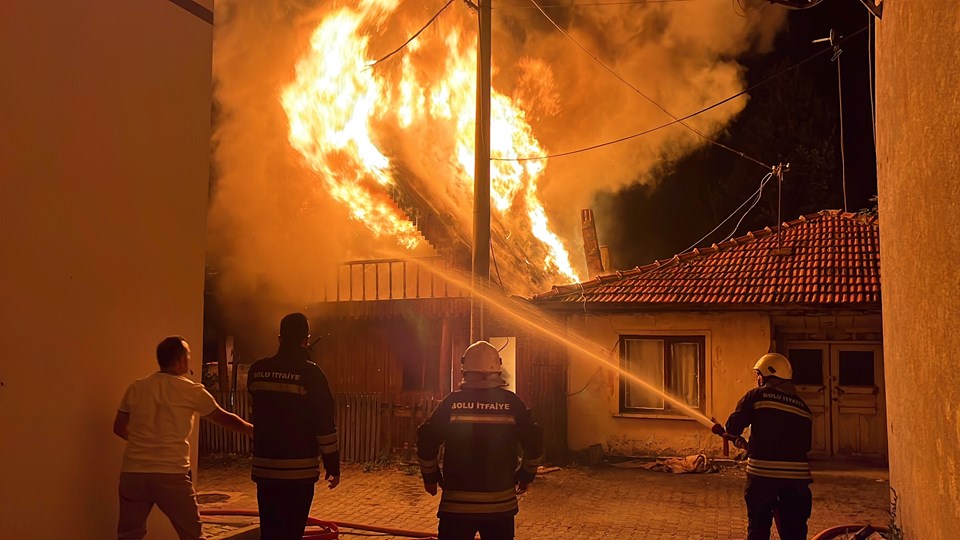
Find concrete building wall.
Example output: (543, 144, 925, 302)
(0, 1, 213, 538)
(875, 4, 960, 537)
(564, 311, 771, 456)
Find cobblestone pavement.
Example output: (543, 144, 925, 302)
(197, 456, 890, 539)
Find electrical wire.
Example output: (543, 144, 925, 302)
(490, 237, 504, 289)
(366, 0, 455, 69)
(527, 0, 772, 169)
(496, 0, 707, 8)
(867, 13, 876, 147)
(567, 337, 621, 397)
(679, 171, 773, 254)
(732, 0, 747, 17)
(493, 25, 868, 162)
(718, 171, 769, 243)
(836, 53, 847, 212)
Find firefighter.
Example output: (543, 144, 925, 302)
(248, 313, 340, 540)
(716, 353, 813, 540)
(417, 341, 544, 540)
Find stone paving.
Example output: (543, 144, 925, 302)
(197, 456, 891, 539)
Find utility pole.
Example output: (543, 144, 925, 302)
(471, 0, 492, 342)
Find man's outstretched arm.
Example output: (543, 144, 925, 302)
(204, 407, 253, 435)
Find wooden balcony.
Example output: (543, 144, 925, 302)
(317, 257, 468, 302)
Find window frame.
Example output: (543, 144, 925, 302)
(618, 335, 706, 415)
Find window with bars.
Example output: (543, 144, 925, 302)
(619, 336, 705, 415)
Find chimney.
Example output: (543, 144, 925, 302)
(581, 209, 604, 279)
(599, 245, 611, 275)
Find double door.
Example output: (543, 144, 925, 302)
(785, 343, 886, 457)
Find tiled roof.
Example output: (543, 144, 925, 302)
(533, 210, 880, 308)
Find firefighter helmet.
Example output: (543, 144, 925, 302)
(461, 341, 502, 373)
(753, 353, 793, 380)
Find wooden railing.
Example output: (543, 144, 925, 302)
(317, 257, 467, 302)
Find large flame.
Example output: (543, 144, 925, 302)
(281, 2, 579, 284)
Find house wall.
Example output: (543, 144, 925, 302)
(564, 311, 771, 456)
(0, 1, 213, 539)
(875, 4, 960, 537)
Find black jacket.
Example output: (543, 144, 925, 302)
(248, 347, 340, 483)
(417, 385, 544, 519)
(726, 379, 813, 481)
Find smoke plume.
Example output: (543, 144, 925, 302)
(208, 0, 785, 310)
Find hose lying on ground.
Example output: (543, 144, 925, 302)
(810, 524, 889, 540)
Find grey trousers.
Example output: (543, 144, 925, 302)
(118, 472, 204, 540)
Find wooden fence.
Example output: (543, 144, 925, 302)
(335, 393, 382, 463)
(199, 391, 439, 463)
(199, 390, 253, 456)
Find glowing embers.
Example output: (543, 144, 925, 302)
(280, 3, 579, 284)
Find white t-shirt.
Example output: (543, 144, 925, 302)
(118, 372, 218, 473)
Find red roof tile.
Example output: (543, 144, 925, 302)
(533, 210, 880, 308)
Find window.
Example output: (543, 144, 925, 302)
(787, 348, 825, 386)
(619, 336, 705, 414)
(838, 351, 876, 386)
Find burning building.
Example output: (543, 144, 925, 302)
(203, 1, 787, 462)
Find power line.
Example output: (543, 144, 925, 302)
(867, 13, 876, 147)
(837, 53, 848, 212)
(492, 25, 868, 162)
(366, 0, 455, 69)
(497, 0, 708, 8)
(719, 170, 769, 243)
(679, 170, 774, 254)
(527, 0, 772, 169)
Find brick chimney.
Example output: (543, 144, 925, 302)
(581, 209, 604, 279)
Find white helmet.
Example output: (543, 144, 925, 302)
(461, 341, 502, 373)
(754, 353, 793, 380)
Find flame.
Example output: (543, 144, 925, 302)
(281, 2, 579, 284)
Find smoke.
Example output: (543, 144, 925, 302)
(491, 2, 785, 249)
(208, 0, 785, 313)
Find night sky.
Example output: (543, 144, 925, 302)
(599, 0, 878, 269)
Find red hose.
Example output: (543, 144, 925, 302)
(810, 524, 889, 540)
(200, 508, 439, 539)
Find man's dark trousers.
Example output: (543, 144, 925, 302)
(438, 515, 514, 540)
(744, 475, 812, 540)
(256, 481, 315, 540)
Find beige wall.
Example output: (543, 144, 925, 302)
(564, 311, 771, 456)
(0, 1, 213, 538)
(876, 3, 960, 537)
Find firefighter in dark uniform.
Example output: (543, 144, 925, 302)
(417, 341, 544, 540)
(248, 313, 340, 540)
(715, 353, 813, 540)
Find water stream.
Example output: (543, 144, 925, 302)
(403, 257, 716, 428)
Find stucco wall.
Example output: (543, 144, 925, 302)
(875, 3, 960, 537)
(565, 311, 771, 456)
(0, 1, 213, 538)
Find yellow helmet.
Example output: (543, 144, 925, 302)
(753, 353, 793, 380)
(461, 341, 502, 373)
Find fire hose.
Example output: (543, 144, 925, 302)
(200, 509, 440, 539)
(710, 419, 748, 457)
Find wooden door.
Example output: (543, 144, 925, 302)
(786, 344, 831, 456)
(830, 345, 886, 456)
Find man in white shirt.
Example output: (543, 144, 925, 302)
(113, 336, 253, 540)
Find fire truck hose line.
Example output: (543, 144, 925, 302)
(199, 508, 440, 539)
(810, 525, 890, 540)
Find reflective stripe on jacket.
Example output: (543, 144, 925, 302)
(248, 347, 340, 482)
(417, 386, 544, 518)
(726, 380, 812, 481)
